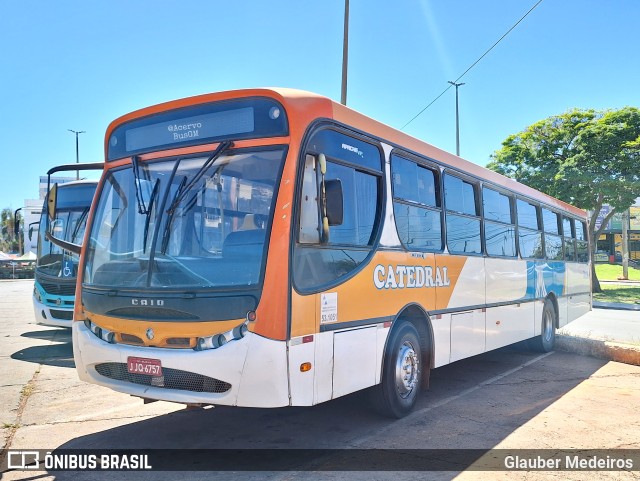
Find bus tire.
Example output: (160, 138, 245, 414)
(371, 321, 422, 418)
(528, 299, 556, 352)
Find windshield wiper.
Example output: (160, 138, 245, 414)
(160, 176, 187, 254)
(70, 207, 90, 244)
(142, 179, 160, 253)
(165, 140, 234, 216)
(131, 155, 149, 214)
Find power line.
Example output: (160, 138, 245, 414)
(400, 0, 544, 131)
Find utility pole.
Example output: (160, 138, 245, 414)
(621, 208, 629, 279)
(340, 0, 349, 106)
(68, 129, 86, 180)
(448, 81, 465, 156)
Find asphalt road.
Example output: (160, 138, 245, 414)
(1, 279, 639, 481)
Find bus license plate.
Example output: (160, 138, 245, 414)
(127, 357, 163, 377)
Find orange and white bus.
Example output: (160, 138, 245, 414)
(68, 88, 591, 418)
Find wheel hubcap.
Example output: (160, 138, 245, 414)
(543, 310, 553, 342)
(395, 341, 419, 398)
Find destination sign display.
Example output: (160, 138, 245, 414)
(125, 108, 254, 153)
(107, 98, 288, 160)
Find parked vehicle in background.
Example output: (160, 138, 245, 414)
(34, 163, 102, 327)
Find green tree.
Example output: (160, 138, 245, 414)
(487, 107, 640, 292)
(0, 208, 23, 253)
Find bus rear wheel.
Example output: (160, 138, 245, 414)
(528, 299, 556, 352)
(371, 321, 422, 418)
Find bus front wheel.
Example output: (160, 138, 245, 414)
(371, 321, 422, 418)
(528, 299, 556, 352)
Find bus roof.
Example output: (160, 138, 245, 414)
(105, 87, 586, 219)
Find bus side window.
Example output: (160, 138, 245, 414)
(299, 154, 321, 244)
(575, 220, 589, 262)
(516, 199, 543, 259)
(483, 187, 516, 257)
(542, 208, 563, 260)
(563, 216, 576, 262)
(391, 154, 442, 251)
(294, 129, 383, 291)
(444, 173, 481, 255)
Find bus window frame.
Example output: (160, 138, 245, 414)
(481, 184, 517, 259)
(515, 197, 544, 260)
(292, 122, 385, 294)
(443, 170, 483, 257)
(389, 150, 444, 253)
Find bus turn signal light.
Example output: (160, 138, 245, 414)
(300, 362, 312, 372)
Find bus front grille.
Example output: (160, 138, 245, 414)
(94, 363, 232, 394)
(50, 309, 74, 320)
(39, 282, 76, 297)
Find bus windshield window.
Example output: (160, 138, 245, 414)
(84, 148, 285, 290)
(37, 184, 94, 278)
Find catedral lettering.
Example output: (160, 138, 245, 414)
(373, 264, 450, 289)
(51, 88, 591, 420)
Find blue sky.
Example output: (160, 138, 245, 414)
(1, 0, 639, 211)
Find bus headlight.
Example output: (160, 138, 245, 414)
(84, 319, 116, 344)
(195, 322, 248, 351)
(33, 287, 42, 303)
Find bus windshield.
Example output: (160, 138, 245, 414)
(83, 147, 285, 290)
(37, 183, 95, 278)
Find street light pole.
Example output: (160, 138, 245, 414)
(448, 81, 465, 156)
(68, 129, 86, 180)
(340, 0, 349, 106)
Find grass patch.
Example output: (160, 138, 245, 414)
(19, 384, 35, 398)
(595, 263, 640, 281)
(594, 284, 640, 304)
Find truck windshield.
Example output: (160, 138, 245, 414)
(83, 147, 286, 290)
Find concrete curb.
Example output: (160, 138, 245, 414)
(593, 301, 640, 311)
(556, 334, 640, 366)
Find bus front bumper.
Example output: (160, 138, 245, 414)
(33, 296, 74, 328)
(72, 321, 290, 408)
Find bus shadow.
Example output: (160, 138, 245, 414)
(48, 348, 607, 480)
(11, 343, 74, 369)
(22, 328, 72, 342)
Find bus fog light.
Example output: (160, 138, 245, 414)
(100, 329, 116, 344)
(84, 319, 115, 344)
(232, 323, 248, 340)
(196, 334, 227, 351)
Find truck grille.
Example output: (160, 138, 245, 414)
(94, 363, 231, 394)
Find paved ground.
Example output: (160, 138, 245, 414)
(560, 308, 640, 344)
(1, 279, 639, 480)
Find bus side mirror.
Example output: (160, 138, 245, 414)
(47, 183, 58, 222)
(325, 179, 343, 226)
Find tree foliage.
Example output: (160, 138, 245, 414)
(487, 107, 640, 291)
(0, 208, 22, 253)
